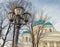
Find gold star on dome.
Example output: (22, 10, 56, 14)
(44, 15, 49, 22)
(39, 10, 44, 20)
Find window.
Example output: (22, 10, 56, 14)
(26, 37, 28, 42)
(29, 38, 31, 42)
(45, 29, 47, 32)
(49, 29, 52, 32)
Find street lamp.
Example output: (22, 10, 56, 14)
(14, 7, 24, 15)
(22, 12, 31, 23)
(8, 6, 31, 47)
(8, 12, 14, 22)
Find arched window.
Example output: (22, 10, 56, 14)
(49, 29, 52, 32)
(29, 38, 31, 42)
(26, 37, 28, 42)
(45, 29, 47, 32)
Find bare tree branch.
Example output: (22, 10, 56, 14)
(1, 23, 11, 47)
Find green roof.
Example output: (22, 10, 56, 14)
(23, 30, 31, 34)
(33, 20, 45, 26)
(44, 22, 53, 27)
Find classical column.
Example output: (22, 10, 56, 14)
(47, 42, 50, 47)
(41, 42, 43, 47)
(54, 42, 57, 47)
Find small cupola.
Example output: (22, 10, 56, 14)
(22, 30, 31, 44)
(43, 22, 53, 32)
(44, 22, 53, 27)
(33, 20, 45, 26)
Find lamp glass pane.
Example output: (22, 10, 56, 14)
(23, 13, 30, 20)
(14, 8, 24, 15)
(8, 13, 13, 19)
(8, 12, 14, 22)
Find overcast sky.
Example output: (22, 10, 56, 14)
(0, 0, 60, 31)
(0, 0, 60, 46)
(29, 0, 60, 31)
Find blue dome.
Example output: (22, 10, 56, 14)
(23, 30, 31, 34)
(33, 20, 45, 26)
(44, 22, 53, 27)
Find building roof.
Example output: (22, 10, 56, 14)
(33, 20, 45, 26)
(33, 20, 53, 27)
(43, 22, 53, 27)
(23, 30, 31, 34)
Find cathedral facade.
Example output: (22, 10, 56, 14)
(18, 15, 60, 47)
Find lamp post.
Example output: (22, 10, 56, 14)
(0, 23, 2, 37)
(8, 7, 31, 47)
